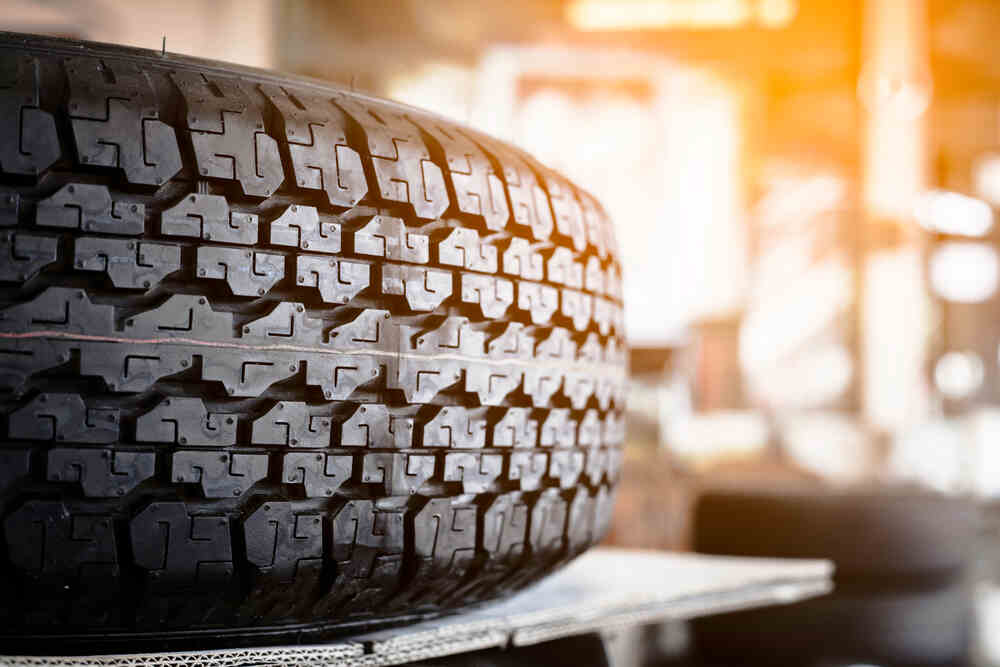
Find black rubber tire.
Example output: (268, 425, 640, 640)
(692, 584, 973, 667)
(0, 32, 626, 653)
(694, 486, 978, 582)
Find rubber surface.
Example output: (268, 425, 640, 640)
(0, 32, 626, 652)
(694, 486, 978, 581)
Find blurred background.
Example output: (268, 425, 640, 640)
(8, 0, 1000, 664)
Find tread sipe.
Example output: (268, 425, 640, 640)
(0, 32, 626, 653)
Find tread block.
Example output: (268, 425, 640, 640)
(64, 57, 181, 185)
(381, 264, 452, 311)
(172, 71, 283, 197)
(584, 447, 610, 486)
(0, 231, 57, 281)
(415, 119, 509, 230)
(0, 339, 64, 392)
(327, 308, 390, 349)
(546, 247, 583, 288)
(243, 301, 324, 345)
(75, 342, 192, 393)
(0, 54, 60, 176)
(6, 500, 117, 576)
(244, 501, 323, 573)
(524, 330, 575, 407)
(561, 289, 593, 332)
(443, 452, 502, 493)
(126, 294, 232, 340)
(354, 215, 428, 263)
(75, 237, 180, 289)
(260, 84, 367, 207)
(404, 497, 477, 602)
(502, 238, 545, 281)
(509, 451, 547, 491)
(438, 228, 498, 273)
(269, 205, 341, 254)
(9, 392, 119, 443)
(361, 452, 435, 496)
(0, 447, 31, 493)
(131, 501, 233, 584)
(483, 492, 529, 561)
(318, 499, 404, 613)
(161, 193, 258, 244)
(492, 408, 537, 448)
(580, 192, 609, 260)
(136, 397, 237, 446)
(549, 449, 585, 489)
(578, 409, 602, 448)
(334, 96, 448, 220)
(306, 353, 381, 401)
(389, 318, 481, 404)
(592, 298, 614, 336)
(604, 411, 625, 447)
(464, 358, 522, 407)
(462, 274, 513, 318)
(566, 490, 596, 555)
(197, 247, 284, 297)
(47, 448, 155, 497)
(172, 451, 268, 498)
(529, 488, 568, 557)
(252, 401, 331, 447)
(540, 409, 577, 448)
(593, 486, 615, 542)
(469, 134, 553, 241)
(340, 404, 414, 449)
(282, 452, 351, 497)
(202, 349, 299, 397)
(36, 183, 144, 235)
(566, 334, 602, 410)
(296, 255, 370, 304)
(517, 281, 559, 326)
(605, 266, 623, 300)
(422, 407, 487, 449)
(543, 176, 587, 252)
(584, 256, 605, 294)
(242, 501, 323, 619)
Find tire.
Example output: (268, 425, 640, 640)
(694, 486, 978, 581)
(0, 32, 626, 653)
(692, 585, 972, 667)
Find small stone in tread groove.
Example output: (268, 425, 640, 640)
(36, 183, 144, 235)
(270, 205, 341, 254)
(354, 215, 428, 263)
(161, 193, 258, 245)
